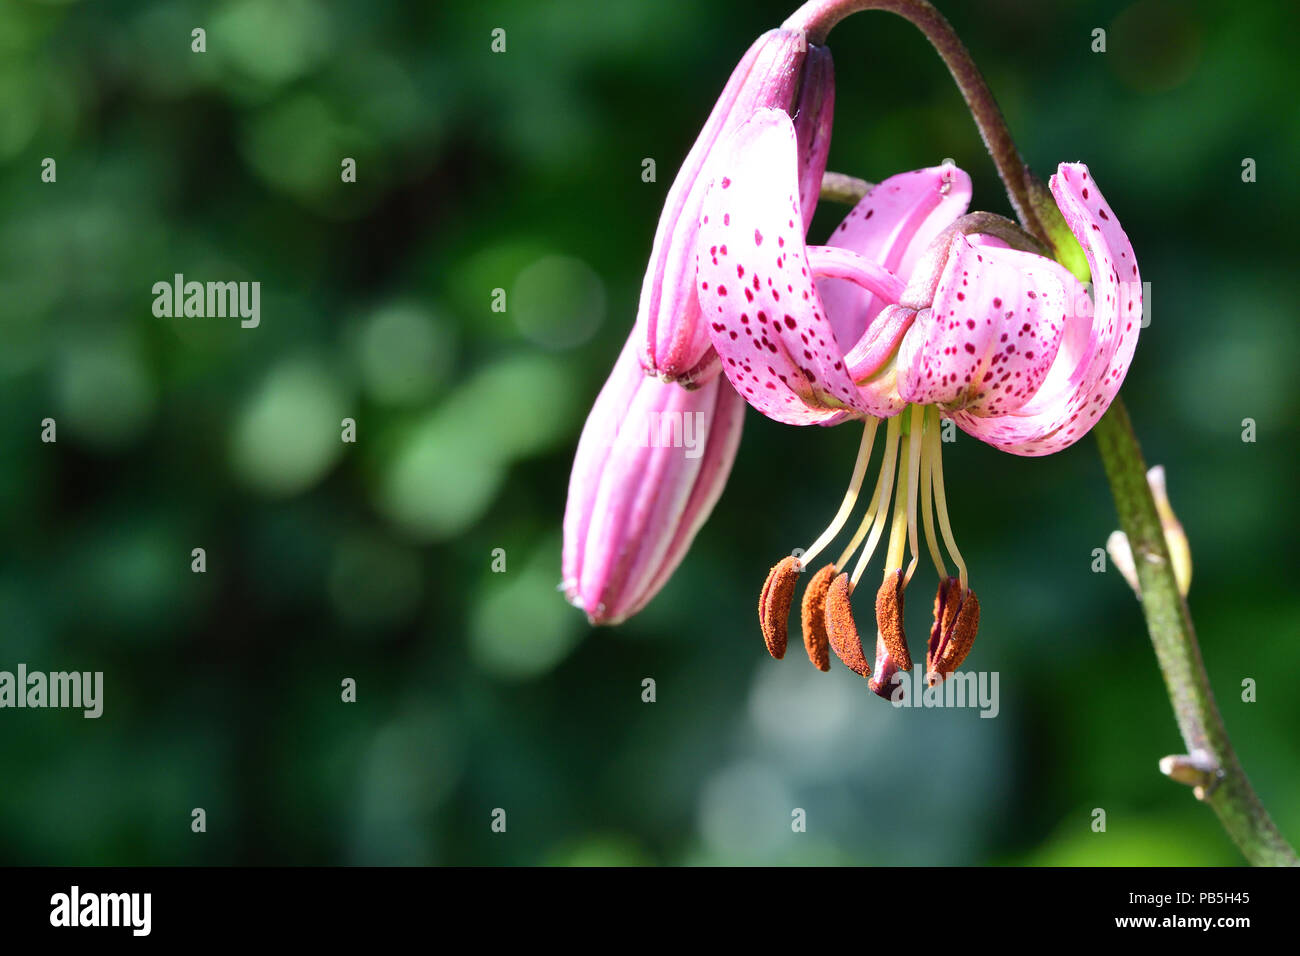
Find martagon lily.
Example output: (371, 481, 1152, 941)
(563, 10, 1141, 700)
(695, 108, 1141, 696)
(558, 0, 1297, 868)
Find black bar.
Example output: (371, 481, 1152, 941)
(0, 866, 1287, 942)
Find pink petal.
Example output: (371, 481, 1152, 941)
(806, 245, 905, 302)
(899, 235, 1082, 416)
(817, 164, 972, 349)
(635, 29, 834, 385)
(842, 302, 911, 379)
(794, 43, 835, 230)
(630, 379, 745, 615)
(951, 164, 1141, 455)
(839, 303, 914, 419)
(696, 108, 871, 425)
(807, 247, 912, 419)
(562, 337, 744, 624)
(562, 335, 646, 594)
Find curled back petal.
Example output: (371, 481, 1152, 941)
(949, 163, 1141, 456)
(817, 164, 972, 350)
(636, 30, 834, 384)
(696, 108, 875, 424)
(899, 235, 1083, 418)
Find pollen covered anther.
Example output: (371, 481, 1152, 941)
(824, 572, 870, 677)
(927, 577, 980, 686)
(800, 563, 837, 672)
(759, 556, 802, 659)
(875, 568, 912, 672)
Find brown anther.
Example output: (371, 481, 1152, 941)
(799, 564, 837, 672)
(926, 577, 981, 686)
(824, 572, 870, 678)
(874, 568, 912, 672)
(759, 556, 801, 660)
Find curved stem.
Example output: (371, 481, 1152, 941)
(786, 0, 1044, 241)
(1094, 399, 1297, 866)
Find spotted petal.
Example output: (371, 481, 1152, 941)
(696, 108, 889, 424)
(898, 234, 1083, 417)
(949, 163, 1141, 455)
(817, 164, 972, 351)
(637, 30, 835, 385)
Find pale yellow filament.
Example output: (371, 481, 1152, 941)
(849, 415, 902, 588)
(799, 417, 879, 569)
(834, 455, 889, 570)
(883, 433, 911, 582)
(927, 405, 968, 593)
(919, 410, 948, 579)
(902, 403, 924, 586)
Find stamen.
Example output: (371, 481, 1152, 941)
(824, 572, 870, 677)
(758, 556, 801, 659)
(903, 404, 924, 586)
(799, 564, 837, 672)
(882, 433, 910, 576)
(927, 405, 969, 593)
(866, 439, 915, 674)
(799, 418, 879, 569)
(848, 415, 902, 587)
(875, 568, 912, 671)
(927, 577, 981, 686)
(920, 409, 947, 579)
(833, 448, 890, 569)
(825, 571, 903, 698)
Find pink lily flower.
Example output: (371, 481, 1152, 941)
(635, 27, 835, 387)
(696, 108, 1141, 695)
(562, 336, 745, 625)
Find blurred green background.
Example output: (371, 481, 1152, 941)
(1, 0, 1296, 865)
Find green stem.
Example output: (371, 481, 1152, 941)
(786, 0, 1044, 240)
(1094, 399, 1297, 866)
